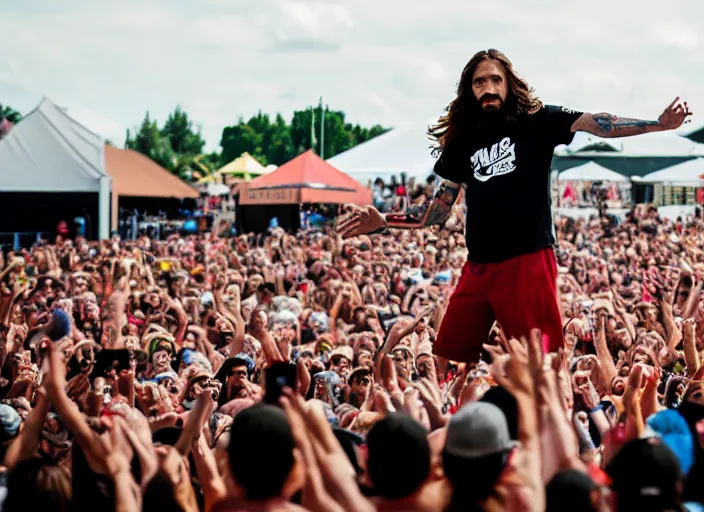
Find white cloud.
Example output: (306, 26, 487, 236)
(654, 26, 700, 49)
(1, 0, 703, 153)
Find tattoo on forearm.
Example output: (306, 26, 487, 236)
(592, 113, 659, 134)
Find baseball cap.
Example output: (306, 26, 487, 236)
(228, 405, 295, 501)
(367, 413, 430, 500)
(0, 404, 21, 443)
(444, 402, 519, 458)
(147, 336, 175, 360)
(646, 409, 695, 477)
(546, 469, 598, 512)
(606, 437, 684, 511)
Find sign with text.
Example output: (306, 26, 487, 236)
(240, 186, 300, 205)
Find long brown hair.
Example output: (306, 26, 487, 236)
(428, 49, 542, 156)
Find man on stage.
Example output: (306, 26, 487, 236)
(337, 48, 691, 363)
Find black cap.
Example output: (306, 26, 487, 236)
(606, 437, 684, 512)
(367, 413, 430, 500)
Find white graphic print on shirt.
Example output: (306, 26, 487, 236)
(470, 137, 516, 182)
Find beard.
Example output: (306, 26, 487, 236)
(477, 95, 508, 126)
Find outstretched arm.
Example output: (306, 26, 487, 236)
(337, 181, 462, 238)
(571, 97, 691, 138)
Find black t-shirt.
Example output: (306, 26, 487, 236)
(434, 105, 583, 263)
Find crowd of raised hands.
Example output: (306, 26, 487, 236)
(0, 201, 702, 511)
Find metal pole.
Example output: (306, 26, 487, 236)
(319, 98, 325, 160)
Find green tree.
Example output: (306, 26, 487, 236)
(289, 108, 316, 155)
(217, 104, 389, 175)
(161, 106, 205, 155)
(0, 103, 22, 123)
(265, 114, 295, 165)
(220, 121, 263, 165)
(320, 108, 355, 158)
(125, 112, 175, 170)
(289, 105, 389, 159)
(126, 113, 158, 154)
(202, 152, 221, 169)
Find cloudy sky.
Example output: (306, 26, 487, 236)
(2, 0, 702, 152)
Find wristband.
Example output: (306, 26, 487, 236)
(589, 404, 603, 414)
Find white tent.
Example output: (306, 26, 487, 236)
(556, 129, 704, 157)
(636, 158, 704, 186)
(0, 98, 111, 238)
(559, 162, 629, 182)
(206, 183, 230, 196)
(327, 125, 437, 184)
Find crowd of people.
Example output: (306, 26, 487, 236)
(559, 180, 627, 209)
(0, 197, 702, 511)
(372, 174, 438, 213)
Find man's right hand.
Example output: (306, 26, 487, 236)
(336, 205, 387, 239)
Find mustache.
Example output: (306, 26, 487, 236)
(479, 94, 502, 104)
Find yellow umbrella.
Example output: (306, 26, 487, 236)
(213, 152, 267, 180)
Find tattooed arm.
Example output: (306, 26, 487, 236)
(337, 181, 463, 238)
(571, 97, 692, 138)
(570, 113, 661, 138)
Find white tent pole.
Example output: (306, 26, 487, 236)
(98, 176, 112, 239)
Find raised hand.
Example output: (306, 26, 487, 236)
(577, 377, 601, 411)
(335, 205, 386, 239)
(658, 97, 692, 130)
(414, 377, 449, 430)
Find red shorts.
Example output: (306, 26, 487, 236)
(434, 248, 564, 363)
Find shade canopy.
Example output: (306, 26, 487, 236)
(0, 97, 109, 192)
(199, 152, 268, 184)
(0, 97, 111, 238)
(558, 161, 629, 182)
(636, 158, 704, 186)
(105, 145, 199, 199)
(239, 150, 371, 206)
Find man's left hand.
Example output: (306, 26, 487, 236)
(658, 97, 692, 130)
